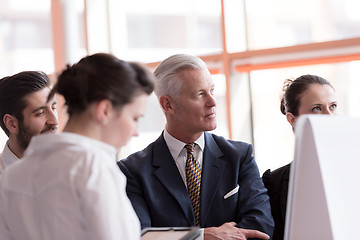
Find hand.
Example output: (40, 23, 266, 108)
(204, 222, 270, 240)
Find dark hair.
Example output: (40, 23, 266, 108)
(280, 74, 334, 116)
(0, 71, 50, 136)
(50, 53, 154, 116)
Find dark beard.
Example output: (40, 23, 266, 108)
(17, 121, 33, 151)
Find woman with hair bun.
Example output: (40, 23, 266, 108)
(262, 74, 337, 240)
(0, 53, 154, 240)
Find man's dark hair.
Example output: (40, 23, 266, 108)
(0, 71, 50, 136)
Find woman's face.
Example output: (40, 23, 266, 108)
(287, 84, 337, 127)
(107, 93, 149, 150)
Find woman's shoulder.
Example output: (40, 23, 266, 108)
(263, 163, 291, 180)
(262, 163, 291, 192)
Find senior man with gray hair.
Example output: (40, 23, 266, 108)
(119, 54, 274, 240)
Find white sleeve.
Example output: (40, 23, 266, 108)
(0, 155, 4, 174)
(77, 157, 141, 240)
(199, 228, 204, 240)
(0, 180, 12, 240)
(0, 211, 11, 240)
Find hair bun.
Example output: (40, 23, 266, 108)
(282, 79, 294, 92)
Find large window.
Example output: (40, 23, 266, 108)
(245, 0, 360, 50)
(1, 0, 360, 174)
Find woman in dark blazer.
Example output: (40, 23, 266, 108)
(262, 74, 338, 240)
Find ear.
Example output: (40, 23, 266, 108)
(286, 112, 296, 128)
(96, 100, 113, 125)
(159, 95, 175, 113)
(3, 114, 19, 134)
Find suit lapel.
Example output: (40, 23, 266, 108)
(152, 134, 195, 226)
(200, 132, 226, 224)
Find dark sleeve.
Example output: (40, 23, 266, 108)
(279, 165, 290, 223)
(235, 144, 274, 239)
(117, 161, 151, 229)
(262, 163, 291, 240)
(263, 169, 282, 221)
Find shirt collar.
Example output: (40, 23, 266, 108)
(0, 140, 20, 171)
(163, 129, 205, 160)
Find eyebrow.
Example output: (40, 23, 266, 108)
(199, 85, 215, 92)
(311, 101, 337, 106)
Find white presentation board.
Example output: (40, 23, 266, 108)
(284, 115, 360, 240)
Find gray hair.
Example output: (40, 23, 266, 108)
(153, 54, 208, 99)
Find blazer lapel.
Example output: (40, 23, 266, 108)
(200, 132, 226, 224)
(152, 134, 195, 226)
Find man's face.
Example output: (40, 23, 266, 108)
(17, 87, 58, 149)
(172, 68, 217, 135)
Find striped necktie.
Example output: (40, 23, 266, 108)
(185, 143, 201, 226)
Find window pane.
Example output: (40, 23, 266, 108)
(249, 61, 360, 174)
(0, 0, 54, 75)
(107, 0, 222, 62)
(245, 0, 360, 50)
(224, 0, 247, 53)
(230, 72, 253, 144)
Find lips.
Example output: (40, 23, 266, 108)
(205, 112, 216, 118)
(41, 126, 58, 133)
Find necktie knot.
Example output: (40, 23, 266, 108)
(185, 143, 196, 156)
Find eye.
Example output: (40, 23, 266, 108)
(133, 115, 142, 122)
(312, 106, 321, 112)
(329, 103, 337, 111)
(193, 91, 203, 99)
(35, 110, 45, 116)
(52, 104, 57, 111)
(210, 88, 215, 95)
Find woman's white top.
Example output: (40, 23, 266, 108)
(0, 132, 140, 240)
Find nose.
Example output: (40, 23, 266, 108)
(133, 124, 140, 137)
(323, 107, 333, 115)
(46, 108, 59, 126)
(206, 93, 217, 107)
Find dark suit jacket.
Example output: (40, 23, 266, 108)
(119, 132, 274, 238)
(262, 163, 291, 240)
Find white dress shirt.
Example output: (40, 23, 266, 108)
(0, 141, 19, 174)
(163, 129, 204, 187)
(0, 132, 140, 240)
